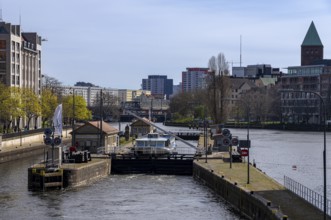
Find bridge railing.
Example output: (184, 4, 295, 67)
(284, 175, 331, 215)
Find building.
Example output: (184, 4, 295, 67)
(72, 121, 119, 154)
(181, 67, 209, 92)
(232, 64, 281, 78)
(301, 21, 323, 66)
(0, 20, 43, 129)
(142, 75, 173, 99)
(280, 21, 331, 124)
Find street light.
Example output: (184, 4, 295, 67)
(71, 88, 76, 147)
(280, 89, 327, 220)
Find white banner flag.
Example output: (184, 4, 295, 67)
(53, 104, 63, 136)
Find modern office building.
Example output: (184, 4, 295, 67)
(142, 75, 173, 99)
(232, 64, 281, 78)
(181, 67, 209, 92)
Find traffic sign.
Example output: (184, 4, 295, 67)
(241, 149, 249, 157)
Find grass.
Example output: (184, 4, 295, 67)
(195, 153, 285, 192)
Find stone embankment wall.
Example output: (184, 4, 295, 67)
(1, 129, 72, 148)
(63, 159, 111, 188)
(0, 130, 72, 163)
(193, 162, 284, 220)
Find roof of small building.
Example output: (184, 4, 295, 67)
(73, 121, 119, 135)
(130, 117, 152, 126)
(230, 78, 256, 90)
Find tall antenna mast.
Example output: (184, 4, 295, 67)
(19, 9, 21, 26)
(240, 35, 242, 67)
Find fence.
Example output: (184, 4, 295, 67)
(284, 175, 331, 216)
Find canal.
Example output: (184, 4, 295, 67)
(1, 123, 331, 219)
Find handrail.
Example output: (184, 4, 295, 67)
(284, 175, 331, 216)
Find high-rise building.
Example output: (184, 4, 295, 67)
(181, 67, 209, 92)
(0, 21, 43, 94)
(0, 20, 43, 129)
(142, 75, 173, 99)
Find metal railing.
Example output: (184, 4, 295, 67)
(284, 175, 331, 215)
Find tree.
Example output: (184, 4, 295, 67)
(91, 91, 120, 121)
(0, 87, 23, 132)
(42, 74, 63, 99)
(62, 94, 92, 124)
(41, 88, 58, 127)
(21, 88, 41, 129)
(207, 52, 230, 124)
(169, 90, 207, 122)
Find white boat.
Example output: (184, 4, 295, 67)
(133, 133, 176, 155)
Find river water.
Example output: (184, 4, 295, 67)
(0, 155, 241, 219)
(1, 124, 330, 219)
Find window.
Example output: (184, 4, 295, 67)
(12, 41, 15, 50)
(0, 63, 6, 71)
(12, 75, 15, 84)
(12, 64, 15, 73)
(16, 42, 20, 51)
(0, 51, 6, 61)
(0, 40, 6, 49)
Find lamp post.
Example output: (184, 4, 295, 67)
(99, 89, 103, 147)
(71, 88, 75, 147)
(280, 89, 327, 220)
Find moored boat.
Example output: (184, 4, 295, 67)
(133, 133, 176, 155)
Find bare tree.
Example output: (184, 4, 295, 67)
(206, 52, 230, 124)
(42, 74, 63, 98)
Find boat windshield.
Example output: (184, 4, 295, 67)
(156, 141, 165, 147)
(136, 141, 145, 147)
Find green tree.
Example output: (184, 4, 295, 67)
(1, 87, 23, 132)
(41, 88, 58, 127)
(21, 88, 41, 129)
(62, 94, 92, 124)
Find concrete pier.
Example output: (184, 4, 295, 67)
(193, 152, 330, 220)
(28, 158, 111, 190)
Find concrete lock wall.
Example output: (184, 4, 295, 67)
(63, 159, 111, 188)
(193, 162, 283, 220)
(0, 146, 45, 164)
(1, 129, 71, 149)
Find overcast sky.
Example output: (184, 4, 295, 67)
(2, 0, 331, 89)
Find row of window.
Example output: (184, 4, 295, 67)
(12, 41, 20, 51)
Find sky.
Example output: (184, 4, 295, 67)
(2, 0, 331, 89)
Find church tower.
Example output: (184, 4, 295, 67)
(301, 21, 323, 66)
